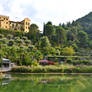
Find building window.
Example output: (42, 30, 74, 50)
(26, 22, 27, 25)
(6, 22, 8, 24)
(28, 23, 29, 25)
(12, 24, 14, 27)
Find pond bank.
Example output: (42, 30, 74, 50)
(8, 72, 92, 75)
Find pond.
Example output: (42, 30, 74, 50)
(0, 73, 92, 92)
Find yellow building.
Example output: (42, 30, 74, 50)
(0, 15, 31, 32)
(0, 15, 10, 29)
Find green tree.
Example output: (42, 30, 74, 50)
(42, 47, 57, 56)
(27, 24, 40, 44)
(39, 36, 51, 48)
(56, 26, 66, 46)
(78, 30, 88, 47)
(43, 21, 55, 40)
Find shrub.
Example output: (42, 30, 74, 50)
(62, 46, 75, 56)
(11, 66, 32, 73)
(8, 40, 14, 46)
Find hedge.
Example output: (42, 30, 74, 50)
(68, 60, 92, 65)
(11, 65, 92, 73)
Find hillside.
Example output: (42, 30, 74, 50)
(76, 12, 92, 38)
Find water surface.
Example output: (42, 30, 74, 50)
(0, 74, 92, 92)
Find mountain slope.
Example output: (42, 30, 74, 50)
(76, 12, 92, 38)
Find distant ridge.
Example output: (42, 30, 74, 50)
(75, 12, 92, 38)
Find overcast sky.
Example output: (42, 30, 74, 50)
(0, 0, 92, 30)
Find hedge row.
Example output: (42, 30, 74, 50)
(68, 60, 92, 65)
(11, 65, 92, 73)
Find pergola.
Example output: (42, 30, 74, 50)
(1, 58, 11, 68)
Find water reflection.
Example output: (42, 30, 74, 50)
(0, 74, 92, 92)
(0, 74, 11, 86)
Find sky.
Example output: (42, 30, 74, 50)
(0, 0, 92, 31)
